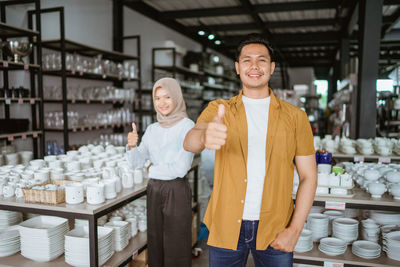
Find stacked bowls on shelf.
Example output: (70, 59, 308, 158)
(369, 210, 400, 225)
(19, 215, 69, 262)
(323, 210, 344, 236)
(360, 219, 380, 243)
(0, 225, 20, 257)
(306, 213, 329, 242)
(318, 237, 347, 256)
(384, 231, 400, 261)
(352, 240, 381, 259)
(294, 229, 313, 253)
(332, 218, 359, 244)
(64, 226, 114, 266)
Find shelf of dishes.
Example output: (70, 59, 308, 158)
(42, 69, 140, 82)
(0, 198, 147, 266)
(41, 39, 138, 62)
(293, 161, 400, 207)
(154, 65, 205, 76)
(43, 108, 134, 131)
(0, 59, 40, 70)
(43, 85, 135, 103)
(314, 135, 400, 157)
(0, 98, 41, 104)
(0, 131, 41, 141)
(45, 122, 130, 132)
(293, 208, 400, 266)
(0, 22, 39, 38)
(0, 230, 147, 267)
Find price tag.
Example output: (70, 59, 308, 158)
(378, 157, 391, 164)
(71, 70, 76, 75)
(325, 201, 346, 210)
(79, 71, 83, 76)
(24, 64, 29, 70)
(96, 125, 100, 130)
(5, 99, 11, 105)
(71, 99, 76, 104)
(88, 126, 92, 130)
(3, 61, 8, 67)
(118, 76, 122, 81)
(111, 124, 115, 128)
(30, 99, 35, 104)
(32, 133, 38, 138)
(18, 98, 23, 104)
(132, 249, 138, 259)
(102, 74, 106, 79)
(21, 134, 27, 140)
(324, 261, 344, 267)
(101, 99, 105, 104)
(128, 77, 131, 81)
(7, 136, 14, 141)
(86, 99, 90, 104)
(80, 127, 85, 131)
(73, 128, 77, 132)
(354, 156, 364, 163)
(112, 100, 116, 104)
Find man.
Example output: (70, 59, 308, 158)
(183, 33, 317, 267)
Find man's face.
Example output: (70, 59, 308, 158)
(235, 43, 275, 90)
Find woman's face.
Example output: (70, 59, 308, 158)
(154, 87, 174, 116)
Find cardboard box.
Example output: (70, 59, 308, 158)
(129, 249, 148, 267)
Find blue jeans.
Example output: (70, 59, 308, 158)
(209, 220, 293, 267)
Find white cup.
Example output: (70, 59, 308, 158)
(65, 183, 84, 204)
(103, 179, 117, 199)
(48, 160, 63, 169)
(125, 217, 138, 237)
(34, 170, 50, 181)
(318, 164, 331, 174)
(134, 169, 143, 184)
(44, 155, 57, 162)
(87, 184, 105, 205)
(66, 161, 81, 172)
(3, 184, 16, 197)
(122, 171, 134, 188)
(30, 159, 45, 169)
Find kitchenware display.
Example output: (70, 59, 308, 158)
(318, 237, 347, 256)
(352, 240, 381, 259)
(2, 40, 32, 63)
(332, 217, 359, 244)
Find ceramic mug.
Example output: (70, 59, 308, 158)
(86, 184, 105, 205)
(122, 171, 134, 188)
(65, 183, 84, 204)
(134, 169, 143, 184)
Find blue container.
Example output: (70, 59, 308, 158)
(315, 152, 320, 164)
(319, 152, 332, 164)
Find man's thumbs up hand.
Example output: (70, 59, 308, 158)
(127, 122, 138, 150)
(204, 104, 228, 150)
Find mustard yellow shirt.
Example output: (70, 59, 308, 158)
(197, 89, 315, 250)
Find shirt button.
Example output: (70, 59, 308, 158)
(244, 179, 247, 182)
(241, 200, 244, 203)
(238, 219, 241, 223)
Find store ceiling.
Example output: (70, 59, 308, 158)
(125, 0, 400, 76)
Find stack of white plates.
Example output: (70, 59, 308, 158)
(352, 240, 381, 259)
(65, 226, 114, 266)
(0, 225, 20, 257)
(0, 210, 22, 230)
(19, 216, 69, 262)
(384, 231, 400, 261)
(74, 219, 88, 228)
(294, 229, 313, 253)
(332, 218, 359, 244)
(306, 213, 329, 242)
(323, 210, 344, 236)
(104, 221, 130, 251)
(318, 237, 347, 256)
(369, 211, 400, 225)
(361, 219, 380, 243)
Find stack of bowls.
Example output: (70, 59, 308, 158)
(323, 210, 344, 236)
(306, 213, 329, 242)
(332, 218, 359, 244)
(384, 231, 400, 261)
(361, 219, 380, 243)
(318, 237, 347, 256)
(352, 240, 381, 259)
(294, 229, 313, 253)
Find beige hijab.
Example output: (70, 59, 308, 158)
(152, 77, 188, 128)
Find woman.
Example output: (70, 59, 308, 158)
(126, 77, 194, 267)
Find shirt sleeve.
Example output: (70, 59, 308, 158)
(125, 125, 151, 170)
(148, 119, 195, 180)
(196, 100, 220, 123)
(295, 110, 316, 156)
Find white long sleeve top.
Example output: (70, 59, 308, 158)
(126, 118, 195, 180)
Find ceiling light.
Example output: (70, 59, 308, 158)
(215, 40, 221, 45)
(198, 30, 205, 36)
(208, 34, 215, 40)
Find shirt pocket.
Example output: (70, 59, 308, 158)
(274, 123, 296, 162)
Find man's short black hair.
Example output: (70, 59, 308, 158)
(235, 33, 276, 62)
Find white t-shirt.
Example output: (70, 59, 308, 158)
(126, 118, 195, 180)
(242, 95, 270, 220)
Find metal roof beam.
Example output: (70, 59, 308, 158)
(188, 19, 336, 32)
(162, 0, 340, 19)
